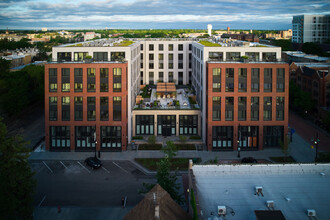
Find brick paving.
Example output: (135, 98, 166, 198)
(289, 111, 330, 152)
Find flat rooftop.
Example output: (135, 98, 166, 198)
(192, 164, 330, 220)
(57, 39, 135, 47)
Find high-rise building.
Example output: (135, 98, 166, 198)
(44, 38, 289, 152)
(292, 14, 330, 44)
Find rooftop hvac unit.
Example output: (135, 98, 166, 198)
(307, 209, 316, 217)
(266, 200, 274, 209)
(218, 206, 226, 216)
(255, 186, 263, 193)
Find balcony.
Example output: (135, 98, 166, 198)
(134, 84, 200, 110)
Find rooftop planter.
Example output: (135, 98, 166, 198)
(84, 55, 93, 63)
(198, 41, 221, 47)
(113, 40, 134, 46)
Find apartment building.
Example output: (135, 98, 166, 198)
(292, 14, 330, 44)
(45, 38, 289, 152)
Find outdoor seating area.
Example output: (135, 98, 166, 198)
(134, 84, 199, 110)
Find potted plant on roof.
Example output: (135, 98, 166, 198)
(241, 56, 249, 63)
(85, 55, 93, 63)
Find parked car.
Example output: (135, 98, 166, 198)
(84, 157, 102, 169)
(241, 157, 257, 164)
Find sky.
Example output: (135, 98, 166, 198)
(0, 0, 329, 30)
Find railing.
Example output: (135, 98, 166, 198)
(133, 104, 200, 110)
(208, 58, 286, 63)
(48, 59, 127, 64)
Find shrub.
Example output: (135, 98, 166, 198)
(189, 136, 201, 140)
(147, 135, 156, 145)
(132, 136, 143, 140)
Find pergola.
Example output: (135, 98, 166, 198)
(156, 83, 176, 99)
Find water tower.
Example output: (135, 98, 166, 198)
(207, 24, 212, 36)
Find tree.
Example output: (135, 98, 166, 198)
(302, 42, 325, 56)
(0, 118, 36, 219)
(140, 141, 183, 204)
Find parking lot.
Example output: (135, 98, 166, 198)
(30, 160, 156, 208)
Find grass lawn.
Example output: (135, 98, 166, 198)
(270, 156, 296, 163)
(138, 144, 162, 150)
(135, 158, 201, 171)
(113, 40, 134, 46)
(198, 40, 221, 47)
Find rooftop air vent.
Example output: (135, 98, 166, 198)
(218, 206, 226, 216)
(255, 186, 264, 196)
(266, 200, 274, 210)
(307, 209, 316, 217)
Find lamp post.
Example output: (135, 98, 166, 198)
(313, 132, 320, 162)
(237, 124, 241, 158)
(237, 146, 241, 158)
(93, 130, 97, 158)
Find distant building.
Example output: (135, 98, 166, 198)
(221, 33, 259, 42)
(1, 54, 31, 68)
(283, 51, 330, 63)
(42, 28, 48, 32)
(292, 14, 330, 44)
(83, 32, 101, 41)
(263, 29, 292, 40)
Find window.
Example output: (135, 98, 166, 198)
(61, 68, 70, 92)
(276, 97, 284, 121)
(74, 68, 83, 92)
(61, 96, 70, 121)
(113, 83, 122, 92)
(74, 52, 88, 61)
(169, 72, 174, 82)
(226, 52, 240, 61)
(49, 97, 57, 121)
(101, 126, 122, 148)
(262, 52, 276, 61)
(87, 97, 96, 121)
(178, 53, 183, 69)
(263, 126, 283, 147)
(159, 72, 164, 82)
(100, 68, 109, 92)
(189, 44, 192, 51)
(168, 53, 173, 69)
(263, 97, 272, 121)
(93, 52, 107, 61)
(251, 97, 259, 121)
(276, 68, 285, 92)
(149, 72, 154, 85)
(251, 68, 260, 92)
(212, 126, 233, 149)
(225, 97, 234, 121)
(57, 52, 71, 61)
(149, 44, 154, 51)
(140, 44, 143, 50)
(49, 68, 57, 92)
(159, 44, 164, 51)
(50, 126, 70, 148)
(179, 115, 198, 135)
(136, 115, 154, 135)
(75, 126, 96, 148)
(238, 97, 246, 121)
(245, 52, 259, 61)
(238, 126, 258, 148)
(168, 44, 173, 51)
(178, 44, 183, 51)
(238, 68, 247, 92)
(100, 97, 109, 121)
(209, 52, 223, 61)
(113, 97, 121, 121)
(74, 97, 83, 121)
(225, 68, 234, 92)
(264, 68, 272, 92)
(212, 97, 221, 121)
(159, 54, 164, 69)
(111, 52, 125, 62)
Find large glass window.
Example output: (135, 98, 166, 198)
(169, 72, 174, 82)
(157, 115, 176, 136)
(111, 52, 125, 62)
(74, 68, 83, 92)
(178, 53, 183, 69)
(136, 115, 154, 135)
(251, 97, 259, 121)
(74, 97, 83, 121)
(75, 126, 96, 148)
(263, 97, 272, 121)
(238, 126, 258, 148)
(57, 52, 71, 62)
(159, 44, 163, 51)
(149, 44, 154, 51)
(168, 54, 173, 69)
(178, 44, 183, 51)
(225, 97, 234, 121)
(100, 97, 109, 121)
(276, 97, 284, 121)
(87, 68, 96, 92)
(50, 126, 70, 148)
(158, 54, 164, 69)
(262, 52, 276, 61)
(93, 52, 108, 61)
(251, 68, 260, 92)
(238, 97, 246, 121)
(245, 52, 259, 61)
(179, 115, 198, 135)
(49, 68, 57, 92)
(277, 68, 285, 92)
(264, 68, 272, 92)
(49, 97, 57, 121)
(74, 52, 88, 61)
(212, 68, 221, 92)
(212, 97, 221, 121)
(226, 52, 240, 61)
(61, 96, 70, 121)
(61, 68, 70, 92)
(113, 68, 122, 92)
(209, 52, 223, 61)
(225, 68, 234, 92)
(149, 72, 154, 85)
(238, 68, 247, 92)
(212, 126, 233, 149)
(113, 97, 121, 121)
(100, 68, 109, 92)
(168, 44, 173, 51)
(101, 126, 122, 148)
(87, 97, 96, 121)
(263, 126, 284, 147)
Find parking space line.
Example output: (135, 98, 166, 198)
(113, 162, 129, 174)
(77, 161, 91, 173)
(38, 195, 46, 207)
(101, 166, 110, 173)
(60, 161, 67, 169)
(42, 161, 53, 173)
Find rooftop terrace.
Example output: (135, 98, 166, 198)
(134, 85, 199, 110)
(59, 39, 135, 47)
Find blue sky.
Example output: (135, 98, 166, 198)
(0, 0, 329, 30)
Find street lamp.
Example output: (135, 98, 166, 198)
(313, 132, 320, 162)
(237, 146, 241, 158)
(93, 130, 97, 158)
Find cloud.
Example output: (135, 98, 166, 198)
(0, 0, 329, 29)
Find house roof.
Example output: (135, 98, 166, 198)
(191, 164, 330, 220)
(124, 184, 190, 220)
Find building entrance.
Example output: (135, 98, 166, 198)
(157, 115, 176, 136)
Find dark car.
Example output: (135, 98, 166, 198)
(84, 157, 102, 169)
(241, 157, 257, 164)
